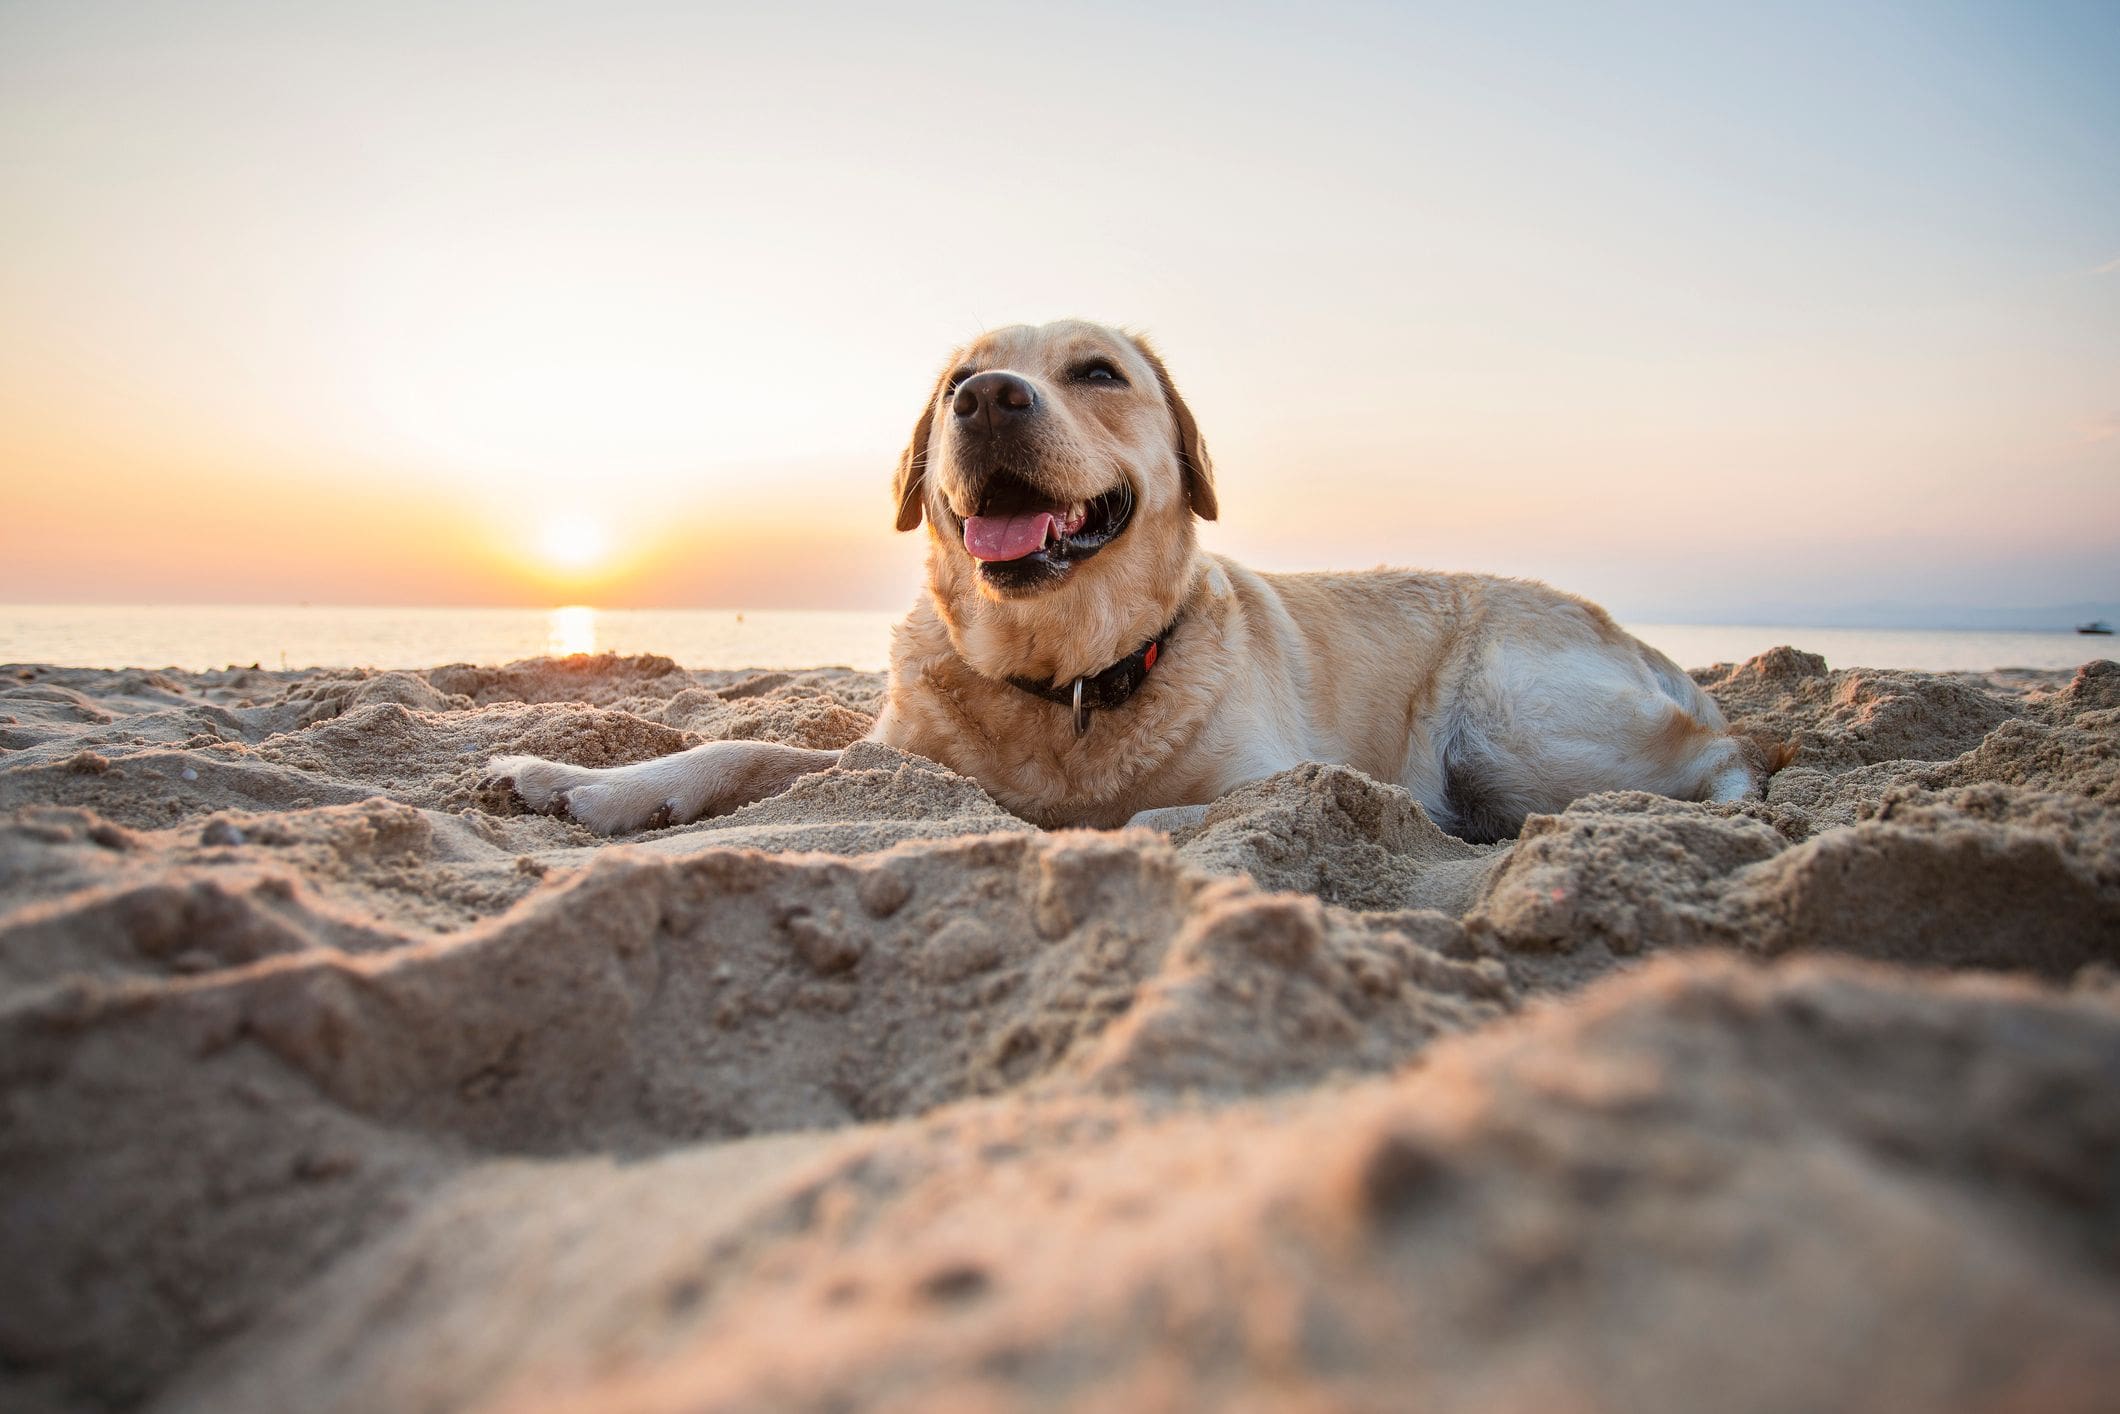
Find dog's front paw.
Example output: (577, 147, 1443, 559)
(483, 754, 690, 834)
(541, 776, 682, 835)
(483, 742, 828, 836)
(483, 754, 599, 816)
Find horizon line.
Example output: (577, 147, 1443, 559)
(5, 600, 2114, 634)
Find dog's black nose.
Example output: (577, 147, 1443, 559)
(952, 371, 1037, 428)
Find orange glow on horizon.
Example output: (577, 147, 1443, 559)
(0, 5, 2113, 621)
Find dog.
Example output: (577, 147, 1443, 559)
(488, 320, 1783, 840)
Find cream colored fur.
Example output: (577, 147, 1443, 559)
(490, 320, 1766, 840)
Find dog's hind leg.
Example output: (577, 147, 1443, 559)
(1620, 706, 1805, 807)
(1695, 736, 1757, 804)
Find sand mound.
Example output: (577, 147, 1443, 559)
(3, 648, 2117, 1411)
(1697, 649, 2023, 766)
(1170, 761, 1502, 915)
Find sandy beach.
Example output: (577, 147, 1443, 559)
(3, 646, 2117, 1412)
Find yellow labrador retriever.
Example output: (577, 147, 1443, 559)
(489, 320, 1779, 840)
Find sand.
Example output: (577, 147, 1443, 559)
(2, 649, 2117, 1412)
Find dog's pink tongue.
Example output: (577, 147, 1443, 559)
(963, 511, 1056, 563)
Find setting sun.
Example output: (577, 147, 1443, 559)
(536, 517, 611, 574)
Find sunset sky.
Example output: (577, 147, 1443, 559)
(2, 1, 2116, 623)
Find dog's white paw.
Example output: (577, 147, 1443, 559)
(483, 754, 599, 814)
(545, 775, 687, 834)
(484, 742, 838, 836)
(483, 751, 709, 835)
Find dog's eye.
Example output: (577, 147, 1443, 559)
(944, 366, 976, 396)
(1071, 359, 1126, 386)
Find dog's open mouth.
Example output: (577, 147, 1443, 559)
(960, 473, 1133, 589)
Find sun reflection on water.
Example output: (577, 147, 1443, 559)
(547, 605, 598, 657)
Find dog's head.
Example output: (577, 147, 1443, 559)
(892, 323, 1215, 674)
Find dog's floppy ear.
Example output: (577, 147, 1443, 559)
(893, 364, 954, 532)
(1126, 333, 1217, 521)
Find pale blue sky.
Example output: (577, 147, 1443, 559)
(2, 1, 2115, 620)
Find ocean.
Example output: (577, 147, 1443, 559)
(0, 604, 2111, 676)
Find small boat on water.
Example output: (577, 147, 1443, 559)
(2079, 621, 2115, 635)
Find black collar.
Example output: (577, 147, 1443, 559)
(1005, 616, 1179, 737)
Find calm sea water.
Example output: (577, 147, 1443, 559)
(0, 604, 2111, 675)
